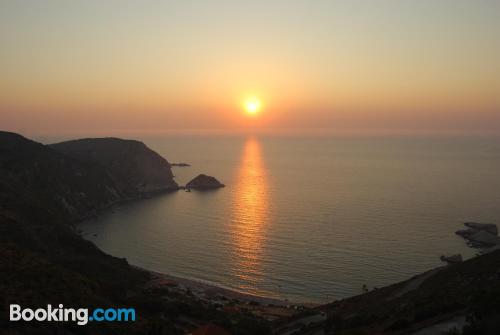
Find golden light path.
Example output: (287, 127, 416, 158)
(230, 137, 270, 294)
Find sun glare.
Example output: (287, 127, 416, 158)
(244, 97, 262, 115)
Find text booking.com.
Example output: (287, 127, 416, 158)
(10, 304, 136, 325)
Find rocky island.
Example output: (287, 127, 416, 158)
(185, 174, 225, 190)
(170, 162, 191, 167)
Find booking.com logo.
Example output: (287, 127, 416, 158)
(10, 304, 136, 325)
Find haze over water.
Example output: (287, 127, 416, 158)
(80, 135, 500, 303)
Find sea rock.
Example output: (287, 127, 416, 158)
(186, 174, 225, 190)
(480, 244, 500, 255)
(455, 229, 475, 237)
(464, 222, 498, 235)
(468, 230, 500, 247)
(456, 222, 500, 248)
(440, 254, 463, 264)
(170, 162, 191, 167)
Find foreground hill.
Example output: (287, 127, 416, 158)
(317, 249, 500, 334)
(274, 250, 500, 335)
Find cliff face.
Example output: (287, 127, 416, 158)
(0, 132, 180, 288)
(50, 138, 178, 197)
(0, 132, 150, 333)
(0, 132, 122, 223)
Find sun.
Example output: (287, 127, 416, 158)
(244, 97, 262, 115)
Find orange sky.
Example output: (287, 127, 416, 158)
(1, 1, 499, 137)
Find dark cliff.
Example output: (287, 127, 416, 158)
(0, 132, 149, 333)
(0, 132, 122, 223)
(50, 137, 178, 197)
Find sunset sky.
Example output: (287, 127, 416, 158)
(1, 0, 499, 136)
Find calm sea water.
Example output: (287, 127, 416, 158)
(78, 136, 500, 303)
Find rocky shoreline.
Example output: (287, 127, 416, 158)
(456, 222, 500, 252)
(141, 268, 310, 322)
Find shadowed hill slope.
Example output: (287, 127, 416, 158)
(324, 249, 500, 334)
(0, 132, 122, 223)
(0, 132, 154, 333)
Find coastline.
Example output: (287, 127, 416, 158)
(77, 194, 315, 320)
(134, 266, 313, 322)
(144, 268, 292, 306)
(70, 188, 179, 225)
(74, 184, 312, 310)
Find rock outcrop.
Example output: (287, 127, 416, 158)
(50, 137, 178, 197)
(456, 222, 500, 248)
(186, 174, 225, 190)
(464, 222, 498, 235)
(440, 254, 463, 264)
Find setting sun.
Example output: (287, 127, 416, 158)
(244, 97, 262, 115)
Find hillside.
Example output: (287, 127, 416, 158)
(274, 250, 500, 335)
(0, 132, 123, 223)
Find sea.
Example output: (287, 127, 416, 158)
(71, 136, 500, 303)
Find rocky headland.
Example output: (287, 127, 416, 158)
(170, 162, 191, 167)
(50, 137, 179, 196)
(0, 132, 125, 222)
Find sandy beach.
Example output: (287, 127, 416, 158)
(140, 267, 316, 322)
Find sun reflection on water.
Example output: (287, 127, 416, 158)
(230, 137, 270, 293)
